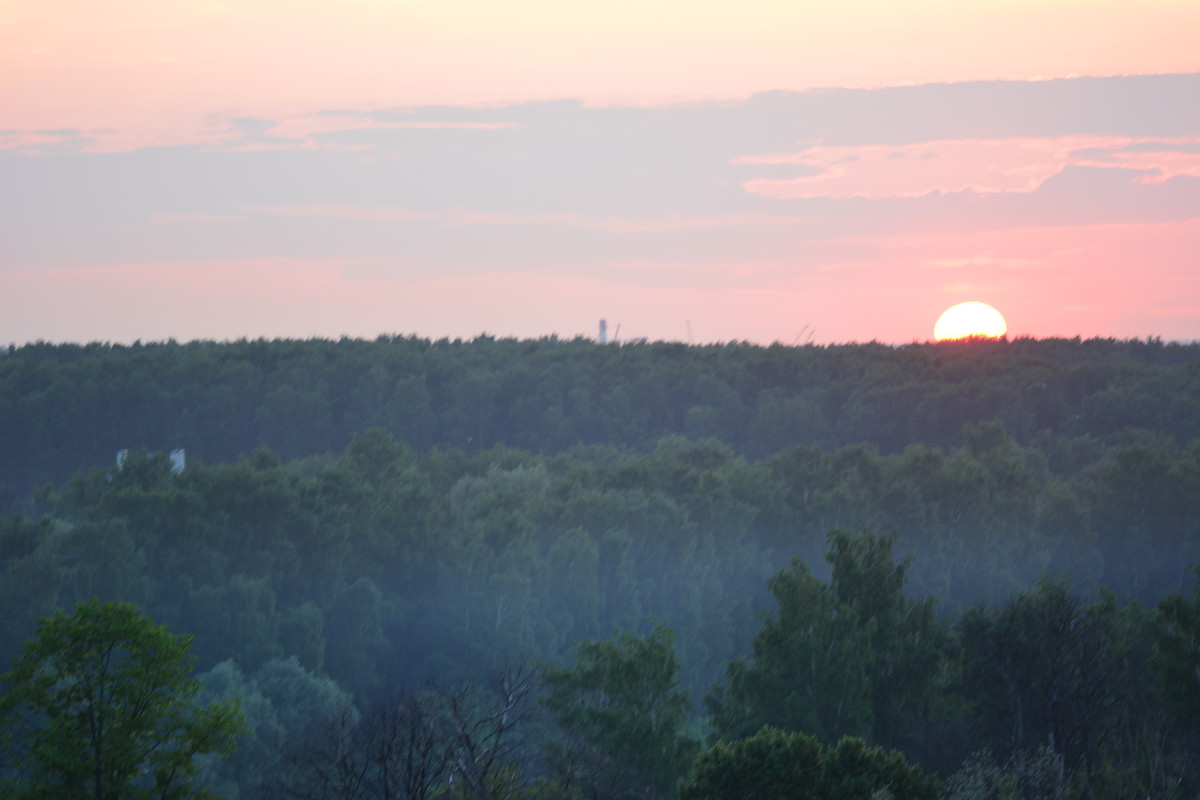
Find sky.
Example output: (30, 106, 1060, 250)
(2, 0, 1198, 345)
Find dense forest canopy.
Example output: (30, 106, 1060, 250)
(1, 335, 1199, 799)
(2, 334, 1199, 502)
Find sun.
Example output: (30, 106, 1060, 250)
(934, 301, 1008, 341)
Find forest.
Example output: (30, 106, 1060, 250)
(0, 335, 1198, 799)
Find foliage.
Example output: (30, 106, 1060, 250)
(708, 531, 946, 750)
(0, 598, 243, 800)
(678, 727, 939, 800)
(1152, 566, 1200, 732)
(679, 727, 822, 800)
(542, 627, 698, 799)
(194, 657, 357, 800)
(707, 555, 871, 743)
(944, 748, 1069, 800)
(958, 579, 1138, 798)
(4, 335, 1200, 501)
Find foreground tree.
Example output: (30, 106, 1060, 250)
(707, 530, 946, 749)
(542, 626, 697, 800)
(0, 599, 243, 800)
(678, 727, 940, 800)
(1153, 566, 1200, 734)
(959, 579, 1136, 800)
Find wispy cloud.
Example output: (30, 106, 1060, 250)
(0, 129, 89, 153)
(738, 136, 1200, 199)
(3, 74, 1199, 344)
(148, 212, 245, 225)
(262, 204, 814, 233)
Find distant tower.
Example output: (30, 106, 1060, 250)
(116, 449, 129, 470)
(599, 319, 608, 344)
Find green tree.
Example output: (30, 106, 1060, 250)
(542, 626, 697, 800)
(679, 727, 940, 800)
(944, 747, 1070, 800)
(959, 579, 1135, 799)
(1153, 566, 1200, 733)
(678, 727, 822, 800)
(0, 599, 243, 800)
(707, 556, 872, 743)
(824, 529, 945, 749)
(708, 530, 946, 749)
(194, 657, 357, 800)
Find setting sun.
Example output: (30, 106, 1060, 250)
(934, 301, 1008, 341)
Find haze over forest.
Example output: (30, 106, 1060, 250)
(2, 335, 1200, 798)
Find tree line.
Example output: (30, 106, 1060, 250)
(3, 334, 1199, 501)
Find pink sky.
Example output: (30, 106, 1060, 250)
(1, 1, 1198, 345)
(4, 0, 1198, 134)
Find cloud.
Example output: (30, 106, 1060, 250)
(737, 136, 1200, 199)
(0, 128, 90, 153)
(148, 212, 244, 225)
(265, 205, 438, 222)
(263, 203, 814, 233)
(11, 72, 1196, 158)
(3, 73, 1199, 344)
